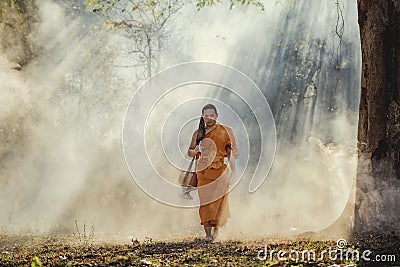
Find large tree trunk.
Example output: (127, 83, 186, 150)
(355, 0, 400, 233)
(0, 0, 37, 69)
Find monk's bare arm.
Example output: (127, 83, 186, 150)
(188, 130, 199, 158)
(226, 127, 238, 172)
(227, 147, 236, 171)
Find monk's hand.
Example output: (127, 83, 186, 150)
(188, 145, 199, 158)
(195, 144, 204, 154)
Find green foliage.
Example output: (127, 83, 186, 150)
(87, 0, 117, 13)
(87, 0, 183, 16)
(86, 0, 265, 77)
(196, 0, 265, 10)
(31, 256, 42, 267)
(87, 0, 185, 78)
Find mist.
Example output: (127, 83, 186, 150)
(0, 0, 360, 241)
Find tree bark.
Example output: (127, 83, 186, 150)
(355, 0, 400, 233)
(0, 0, 38, 68)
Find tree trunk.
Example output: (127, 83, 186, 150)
(146, 32, 152, 79)
(0, 0, 37, 69)
(355, 0, 400, 233)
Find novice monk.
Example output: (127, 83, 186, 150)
(188, 104, 238, 242)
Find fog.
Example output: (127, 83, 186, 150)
(0, 0, 360, 241)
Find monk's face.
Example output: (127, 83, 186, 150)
(202, 108, 218, 127)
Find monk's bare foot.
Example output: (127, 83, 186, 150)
(203, 226, 212, 242)
(212, 227, 219, 241)
(180, 191, 193, 200)
(205, 236, 213, 242)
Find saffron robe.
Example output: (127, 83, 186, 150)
(194, 124, 238, 227)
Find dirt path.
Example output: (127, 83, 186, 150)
(1, 233, 398, 266)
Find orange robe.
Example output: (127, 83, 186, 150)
(195, 124, 238, 227)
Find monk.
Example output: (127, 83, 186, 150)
(188, 104, 238, 242)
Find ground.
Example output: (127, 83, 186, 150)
(0, 232, 399, 266)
